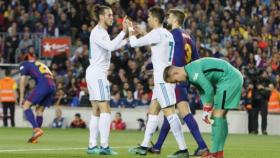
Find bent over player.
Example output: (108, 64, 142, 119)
(19, 55, 56, 143)
(164, 57, 243, 158)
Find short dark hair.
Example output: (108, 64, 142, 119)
(149, 7, 165, 24)
(116, 112, 121, 117)
(75, 113, 81, 118)
(94, 4, 111, 21)
(168, 9, 185, 26)
(163, 65, 173, 82)
(112, 91, 120, 96)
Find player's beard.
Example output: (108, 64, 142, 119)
(107, 19, 114, 27)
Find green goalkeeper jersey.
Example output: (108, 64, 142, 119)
(184, 57, 243, 107)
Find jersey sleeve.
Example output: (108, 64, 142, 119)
(190, 38, 200, 61)
(19, 63, 28, 75)
(185, 64, 214, 105)
(94, 30, 126, 51)
(115, 39, 128, 50)
(129, 29, 161, 47)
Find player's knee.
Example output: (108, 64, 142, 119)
(148, 107, 160, 115)
(177, 101, 191, 117)
(162, 106, 176, 116)
(22, 101, 32, 110)
(35, 111, 43, 116)
(35, 107, 44, 115)
(91, 103, 100, 114)
(148, 101, 161, 115)
(99, 102, 111, 113)
(93, 109, 100, 116)
(100, 108, 111, 113)
(212, 109, 227, 118)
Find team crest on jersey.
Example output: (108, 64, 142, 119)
(193, 73, 199, 81)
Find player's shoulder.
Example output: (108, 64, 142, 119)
(162, 28, 172, 35)
(19, 61, 30, 67)
(152, 28, 168, 34)
(92, 25, 106, 33)
(149, 28, 160, 34)
(171, 28, 182, 34)
(188, 58, 201, 67)
(171, 28, 184, 40)
(201, 57, 221, 62)
(19, 61, 30, 71)
(159, 28, 174, 40)
(91, 25, 108, 39)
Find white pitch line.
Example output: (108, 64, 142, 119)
(0, 146, 132, 153)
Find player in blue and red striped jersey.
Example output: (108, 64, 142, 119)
(149, 9, 208, 157)
(19, 53, 56, 143)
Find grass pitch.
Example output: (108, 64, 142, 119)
(0, 128, 279, 158)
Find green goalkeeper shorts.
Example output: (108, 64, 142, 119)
(213, 69, 243, 109)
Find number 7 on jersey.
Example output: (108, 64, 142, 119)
(168, 41, 174, 62)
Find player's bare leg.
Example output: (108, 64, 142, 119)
(129, 100, 161, 155)
(23, 101, 44, 143)
(98, 101, 117, 155)
(87, 101, 100, 155)
(176, 101, 190, 117)
(163, 106, 189, 158)
(202, 109, 227, 158)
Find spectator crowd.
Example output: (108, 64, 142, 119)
(0, 0, 279, 114)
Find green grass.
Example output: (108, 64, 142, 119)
(0, 128, 279, 158)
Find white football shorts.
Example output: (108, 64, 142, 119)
(152, 83, 176, 108)
(86, 77, 110, 101)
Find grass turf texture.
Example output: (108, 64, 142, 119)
(0, 128, 279, 158)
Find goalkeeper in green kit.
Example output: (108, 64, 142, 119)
(163, 57, 243, 158)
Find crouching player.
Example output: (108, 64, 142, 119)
(19, 55, 56, 143)
(163, 57, 243, 158)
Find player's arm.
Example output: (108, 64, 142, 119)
(191, 71, 215, 124)
(19, 63, 28, 105)
(193, 72, 214, 106)
(19, 75, 27, 105)
(190, 39, 200, 60)
(114, 38, 128, 50)
(95, 31, 126, 51)
(95, 17, 128, 51)
(128, 29, 160, 47)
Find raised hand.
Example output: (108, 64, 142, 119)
(134, 25, 146, 36)
(122, 16, 128, 33)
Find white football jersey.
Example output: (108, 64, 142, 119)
(87, 25, 126, 78)
(129, 28, 175, 83)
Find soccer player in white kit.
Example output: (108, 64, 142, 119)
(86, 4, 128, 155)
(127, 7, 189, 158)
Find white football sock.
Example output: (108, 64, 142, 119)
(167, 114, 187, 150)
(141, 114, 159, 147)
(89, 115, 99, 148)
(99, 113, 111, 148)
